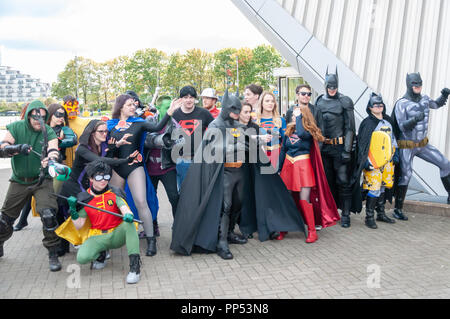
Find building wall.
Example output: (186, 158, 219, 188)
(0, 66, 51, 103)
(232, 0, 449, 196)
(277, 0, 450, 158)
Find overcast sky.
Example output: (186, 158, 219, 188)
(0, 0, 269, 84)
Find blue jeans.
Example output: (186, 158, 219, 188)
(176, 158, 192, 192)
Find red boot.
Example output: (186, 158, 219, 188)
(299, 200, 318, 243)
(276, 231, 288, 240)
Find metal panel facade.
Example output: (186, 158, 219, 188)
(276, 0, 450, 157)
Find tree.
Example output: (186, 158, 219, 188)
(125, 49, 166, 96)
(251, 45, 284, 88)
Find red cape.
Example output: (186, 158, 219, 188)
(309, 141, 340, 228)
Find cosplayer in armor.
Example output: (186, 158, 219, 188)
(170, 91, 305, 259)
(58, 161, 141, 284)
(353, 93, 398, 229)
(316, 67, 356, 227)
(0, 101, 62, 271)
(392, 73, 450, 218)
(63, 95, 91, 168)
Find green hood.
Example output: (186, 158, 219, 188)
(24, 100, 49, 130)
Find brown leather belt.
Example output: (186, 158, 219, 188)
(324, 137, 344, 145)
(224, 162, 243, 168)
(397, 137, 429, 149)
(16, 176, 39, 183)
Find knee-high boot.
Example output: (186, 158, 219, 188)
(441, 174, 450, 204)
(299, 200, 318, 243)
(217, 213, 233, 260)
(393, 185, 409, 221)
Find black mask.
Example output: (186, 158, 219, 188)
(404, 73, 423, 102)
(220, 89, 242, 126)
(367, 93, 386, 116)
(325, 66, 339, 98)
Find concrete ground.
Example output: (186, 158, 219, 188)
(0, 168, 449, 299)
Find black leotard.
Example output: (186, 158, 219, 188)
(109, 113, 171, 179)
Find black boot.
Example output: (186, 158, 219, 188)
(48, 247, 62, 272)
(340, 197, 351, 228)
(146, 236, 157, 256)
(153, 219, 160, 237)
(393, 185, 409, 221)
(57, 239, 70, 257)
(127, 254, 141, 284)
(13, 201, 31, 231)
(228, 212, 247, 245)
(0, 242, 3, 258)
(441, 174, 450, 204)
(365, 196, 378, 229)
(217, 213, 233, 260)
(376, 192, 396, 224)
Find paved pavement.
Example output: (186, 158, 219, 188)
(0, 168, 450, 299)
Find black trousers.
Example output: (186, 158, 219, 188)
(223, 167, 245, 217)
(150, 169, 179, 219)
(322, 150, 352, 206)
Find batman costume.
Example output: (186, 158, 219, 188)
(315, 67, 356, 228)
(391, 73, 450, 217)
(170, 91, 305, 259)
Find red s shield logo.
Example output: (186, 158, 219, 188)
(178, 120, 200, 136)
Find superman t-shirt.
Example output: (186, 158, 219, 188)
(172, 107, 214, 160)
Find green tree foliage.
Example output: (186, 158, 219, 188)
(51, 45, 285, 110)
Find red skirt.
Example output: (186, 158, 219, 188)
(280, 154, 316, 192)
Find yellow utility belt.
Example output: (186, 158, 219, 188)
(88, 226, 118, 237)
(224, 161, 243, 168)
(324, 137, 344, 145)
(397, 137, 428, 149)
(286, 154, 310, 164)
(266, 144, 281, 151)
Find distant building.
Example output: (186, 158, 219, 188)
(0, 65, 51, 103)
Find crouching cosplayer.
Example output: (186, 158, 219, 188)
(56, 160, 142, 284)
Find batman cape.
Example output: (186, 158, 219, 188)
(170, 92, 305, 256)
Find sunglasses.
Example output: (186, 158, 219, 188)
(297, 92, 312, 97)
(96, 130, 108, 134)
(93, 174, 111, 181)
(370, 104, 384, 108)
(54, 111, 65, 118)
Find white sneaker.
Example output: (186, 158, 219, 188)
(315, 225, 323, 231)
(126, 272, 140, 284)
(91, 260, 106, 270)
(105, 250, 111, 260)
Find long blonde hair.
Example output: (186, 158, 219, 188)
(285, 104, 325, 142)
(256, 91, 282, 128)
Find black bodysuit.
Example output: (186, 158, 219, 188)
(108, 114, 171, 179)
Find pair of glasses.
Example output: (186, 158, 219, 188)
(297, 92, 312, 97)
(65, 100, 79, 107)
(93, 174, 111, 181)
(54, 112, 65, 118)
(96, 130, 108, 134)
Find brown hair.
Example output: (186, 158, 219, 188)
(295, 84, 312, 94)
(285, 104, 325, 142)
(256, 91, 282, 128)
(112, 94, 134, 119)
(244, 84, 263, 96)
(20, 103, 30, 119)
(47, 103, 68, 126)
(88, 121, 107, 155)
